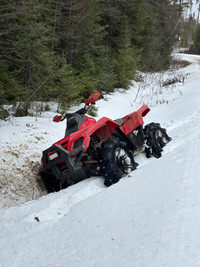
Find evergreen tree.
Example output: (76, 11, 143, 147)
(180, 16, 197, 49)
(193, 23, 200, 54)
(142, 0, 179, 71)
(56, 0, 117, 95)
(114, 17, 137, 88)
(0, 1, 21, 103)
(0, 0, 187, 112)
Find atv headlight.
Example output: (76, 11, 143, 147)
(49, 152, 58, 161)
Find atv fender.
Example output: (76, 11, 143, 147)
(120, 104, 150, 136)
(51, 117, 120, 153)
(137, 104, 150, 117)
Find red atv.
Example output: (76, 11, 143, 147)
(40, 92, 171, 192)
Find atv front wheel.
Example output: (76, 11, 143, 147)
(144, 122, 172, 158)
(39, 168, 63, 193)
(100, 137, 137, 187)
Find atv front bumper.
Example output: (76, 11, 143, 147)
(42, 144, 87, 183)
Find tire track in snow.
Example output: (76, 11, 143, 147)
(162, 112, 200, 157)
(177, 139, 200, 266)
(135, 112, 200, 171)
(158, 129, 200, 267)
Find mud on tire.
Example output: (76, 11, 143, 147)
(144, 122, 172, 158)
(100, 137, 137, 187)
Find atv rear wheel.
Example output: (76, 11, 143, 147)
(100, 137, 137, 187)
(144, 122, 172, 158)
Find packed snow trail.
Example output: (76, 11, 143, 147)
(0, 53, 200, 267)
(1, 134, 200, 267)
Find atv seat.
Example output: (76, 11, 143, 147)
(65, 113, 88, 136)
(114, 118, 124, 126)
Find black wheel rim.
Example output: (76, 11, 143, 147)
(114, 147, 133, 174)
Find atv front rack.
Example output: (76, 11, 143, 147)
(42, 144, 87, 183)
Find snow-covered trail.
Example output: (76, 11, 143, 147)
(1, 118, 200, 267)
(146, 57, 200, 125)
(0, 53, 200, 267)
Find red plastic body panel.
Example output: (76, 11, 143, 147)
(52, 117, 120, 152)
(79, 117, 96, 130)
(51, 104, 150, 154)
(120, 105, 150, 136)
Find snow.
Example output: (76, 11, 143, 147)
(182, 0, 200, 21)
(0, 53, 200, 266)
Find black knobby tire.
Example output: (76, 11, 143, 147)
(39, 168, 64, 193)
(144, 122, 172, 158)
(100, 137, 137, 187)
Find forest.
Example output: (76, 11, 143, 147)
(0, 0, 199, 115)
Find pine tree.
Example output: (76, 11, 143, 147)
(142, 0, 179, 71)
(0, 0, 186, 111)
(114, 17, 137, 88)
(193, 23, 200, 54)
(180, 16, 197, 48)
(4, 0, 63, 114)
(0, 1, 21, 103)
(56, 0, 116, 95)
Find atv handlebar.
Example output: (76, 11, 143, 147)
(85, 92, 101, 105)
(53, 114, 64, 122)
(53, 92, 101, 123)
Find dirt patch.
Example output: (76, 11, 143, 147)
(0, 159, 47, 209)
(0, 142, 48, 209)
(162, 74, 186, 87)
(172, 59, 191, 69)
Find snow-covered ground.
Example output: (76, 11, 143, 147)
(0, 53, 200, 267)
(183, 0, 200, 21)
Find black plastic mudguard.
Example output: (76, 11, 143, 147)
(114, 125, 145, 152)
